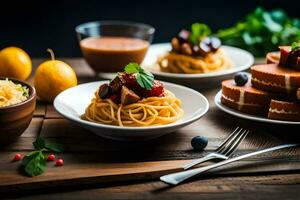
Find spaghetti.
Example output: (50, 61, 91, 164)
(157, 49, 232, 74)
(83, 90, 184, 127)
(0, 79, 28, 108)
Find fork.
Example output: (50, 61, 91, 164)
(183, 127, 249, 170)
(161, 143, 298, 185)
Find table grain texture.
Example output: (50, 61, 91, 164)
(1, 58, 300, 200)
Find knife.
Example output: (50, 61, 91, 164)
(160, 143, 298, 185)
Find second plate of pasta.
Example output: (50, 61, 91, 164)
(142, 43, 254, 88)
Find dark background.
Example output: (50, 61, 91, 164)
(1, 0, 299, 57)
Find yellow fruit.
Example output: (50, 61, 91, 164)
(34, 49, 77, 102)
(0, 47, 32, 80)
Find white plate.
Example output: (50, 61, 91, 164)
(142, 43, 254, 88)
(214, 90, 300, 125)
(54, 81, 209, 141)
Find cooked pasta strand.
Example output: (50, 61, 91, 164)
(82, 90, 184, 127)
(157, 49, 232, 74)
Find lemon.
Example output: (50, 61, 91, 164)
(0, 47, 32, 80)
(34, 49, 77, 102)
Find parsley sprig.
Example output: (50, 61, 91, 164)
(189, 23, 212, 45)
(21, 137, 64, 177)
(217, 7, 300, 56)
(124, 63, 154, 90)
(291, 42, 300, 50)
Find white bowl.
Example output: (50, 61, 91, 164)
(54, 81, 209, 141)
(215, 90, 300, 125)
(142, 43, 254, 88)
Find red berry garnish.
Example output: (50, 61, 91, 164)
(142, 80, 164, 97)
(109, 94, 120, 104)
(13, 153, 22, 161)
(47, 154, 55, 162)
(121, 74, 140, 89)
(279, 46, 291, 66)
(55, 158, 64, 167)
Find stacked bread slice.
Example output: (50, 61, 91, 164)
(221, 47, 300, 121)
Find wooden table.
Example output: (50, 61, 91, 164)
(1, 58, 300, 200)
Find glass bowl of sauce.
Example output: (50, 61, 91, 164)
(76, 21, 155, 73)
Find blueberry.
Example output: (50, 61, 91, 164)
(191, 136, 208, 151)
(234, 72, 249, 86)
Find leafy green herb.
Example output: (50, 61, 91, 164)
(33, 137, 45, 150)
(23, 151, 46, 177)
(124, 63, 154, 90)
(21, 87, 29, 98)
(291, 42, 300, 50)
(189, 23, 211, 44)
(217, 7, 300, 56)
(45, 143, 64, 152)
(21, 137, 64, 177)
(15, 83, 29, 98)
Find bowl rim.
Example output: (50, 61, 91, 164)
(0, 77, 36, 110)
(75, 20, 155, 35)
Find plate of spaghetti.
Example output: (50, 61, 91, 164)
(142, 23, 254, 88)
(54, 63, 209, 141)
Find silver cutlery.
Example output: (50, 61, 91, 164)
(183, 127, 249, 170)
(161, 143, 298, 185)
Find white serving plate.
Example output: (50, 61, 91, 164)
(142, 43, 254, 88)
(214, 90, 300, 125)
(54, 81, 209, 141)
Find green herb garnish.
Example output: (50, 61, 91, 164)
(291, 42, 300, 50)
(16, 83, 29, 97)
(21, 137, 64, 177)
(217, 7, 300, 56)
(124, 63, 154, 90)
(189, 23, 212, 44)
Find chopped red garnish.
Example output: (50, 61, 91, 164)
(47, 154, 55, 162)
(55, 158, 64, 167)
(109, 94, 120, 104)
(98, 67, 165, 104)
(279, 46, 291, 66)
(120, 74, 164, 98)
(286, 49, 300, 70)
(142, 80, 164, 97)
(120, 73, 140, 89)
(13, 153, 22, 161)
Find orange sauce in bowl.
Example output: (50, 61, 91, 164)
(80, 37, 149, 72)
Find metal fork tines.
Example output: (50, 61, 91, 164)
(183, 127, 249, 170)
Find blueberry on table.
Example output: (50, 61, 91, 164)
(234, 72, 249, 86)
(191, 136, 208, 151)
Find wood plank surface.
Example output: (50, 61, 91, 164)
(1, 58, 300, 199)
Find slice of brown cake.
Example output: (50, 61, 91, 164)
(221, 79, 278, 116)
(251, 64, 300, 94)
(268, 100, 300, 121)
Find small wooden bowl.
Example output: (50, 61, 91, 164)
(0, 77, 36, 145)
